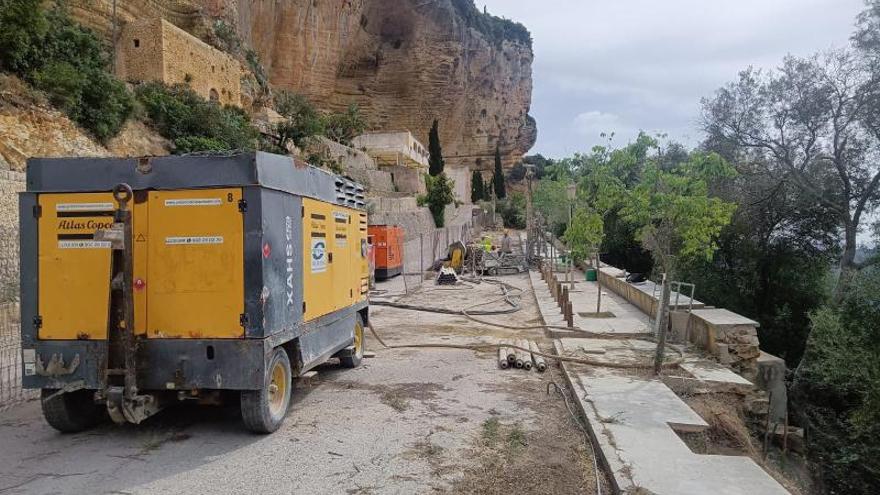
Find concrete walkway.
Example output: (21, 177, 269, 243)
(527, 266, 790, 495)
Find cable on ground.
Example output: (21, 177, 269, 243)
(547, 381, 603, 495)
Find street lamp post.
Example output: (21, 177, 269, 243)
(524, 164, 536, 260)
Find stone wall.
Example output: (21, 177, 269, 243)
(386, 166, 425, 195)
(117, 18, 241, 106)
(0, 171, 24, 302)
(445, 166, 472, 204)
(368, 197, 437, 247)
(308, 138, 395, 194)
(598, 265, 761, 380)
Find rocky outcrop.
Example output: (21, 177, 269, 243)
(0, 76, 170, 171)
(68, 0, 536, 172)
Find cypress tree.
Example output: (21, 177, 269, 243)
(493, 144, 506, 199)
(428, 119, 444, 176)
(471, 170, 485, 202)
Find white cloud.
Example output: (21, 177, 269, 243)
(479, 0, 865, 158)
(572, 111, 623, 138)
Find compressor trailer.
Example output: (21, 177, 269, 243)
(19, 152, 370, 433)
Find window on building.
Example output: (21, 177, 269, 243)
(133, 39, 140, 48)
(209, 89, 220, 102)
(212, 65, 216, 73)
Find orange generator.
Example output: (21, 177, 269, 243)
(369, 225, 403, 280)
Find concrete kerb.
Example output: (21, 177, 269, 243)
(552, 338, 628, 494)
(526, 267, 620, 491)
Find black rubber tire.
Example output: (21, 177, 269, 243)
(241, 347, 292, 434)
(40, 389, 105, 433)
(339, 314, 365, 369)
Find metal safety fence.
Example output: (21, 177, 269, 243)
(0, 302, 36, 411)
(399, 221, 480, 294)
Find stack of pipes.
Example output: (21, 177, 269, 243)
(497, 339, 546, 373)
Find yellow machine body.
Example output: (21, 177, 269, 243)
(301, 198, 369, 322)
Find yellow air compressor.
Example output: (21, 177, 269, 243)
(19, 152, 370, 433)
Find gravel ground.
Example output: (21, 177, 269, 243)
(0, 271, 602, 495)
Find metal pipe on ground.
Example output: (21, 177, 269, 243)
(514, 339, 530, 371)
(521, 339, 533, 371)
(498, 348, 510, 369)
(514, 339, 525, 369)
(530, 341, 547, 372)
(506, 341, 517, 365)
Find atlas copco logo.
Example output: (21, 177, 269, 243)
(312, 242, 326, 260)
(57, 219, 113, 231)
(285, 216, 294, 307)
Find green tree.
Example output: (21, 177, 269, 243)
(620, 151, 737, 373)
(424, 173, 455, 227)
(322, 104, 366, 146)
(533, 179, 571, 236)
(498, 193, 526, 229)
(136, 82, 257, 153)
(791, 266, 880, 493)
(0, 0, 48, 74)
(493, 144, 506, 199)
(563, 208, 604, 264)
(0, 1, 134, 142)
(703, 51, 880, 300)
(471, 170, 485, 202)
(271, 91, 324, 151)
(428, 119, 444, 176)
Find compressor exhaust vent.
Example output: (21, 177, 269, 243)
(334, 178, 366, 209)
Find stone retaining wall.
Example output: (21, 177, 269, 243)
(0, 170, 24, 302)
(598, 265, 761, 380)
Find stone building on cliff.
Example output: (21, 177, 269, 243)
(115, 18, 241, 107)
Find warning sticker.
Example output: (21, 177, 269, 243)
(22, 349, 35, 376)
(165, 236, 224, 245)
(311, 238, 327, 273)
(58, 240, 112, 249)
(164, 198, 223, 207)
(56, 202, 114, 212)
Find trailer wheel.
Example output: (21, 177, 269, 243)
(241, 347, 292, 434)
(41, 389, 105, 433)
(339, 314, 365, 369)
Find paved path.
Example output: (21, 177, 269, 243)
(529, 266, 790, 495)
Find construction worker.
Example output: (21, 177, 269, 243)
(482, 235, 493, 253)
(501, 230, 512, 254)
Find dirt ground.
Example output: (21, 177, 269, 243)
(0, 269, 605, 494)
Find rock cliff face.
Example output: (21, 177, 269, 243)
(69, 0, 536, 172)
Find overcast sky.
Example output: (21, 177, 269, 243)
(480, 0, 867, 159)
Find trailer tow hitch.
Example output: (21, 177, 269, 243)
(96, 183, 165, 424)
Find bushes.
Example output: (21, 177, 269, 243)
(792, 266, 880, 493)
(322, 104, 366, 146)
(271, 91, 325, 151)
(498, 193, 526, 229)
(135, 82, 257, 153)
(0, 0, 133, 141)
(450, 0, 532, 46)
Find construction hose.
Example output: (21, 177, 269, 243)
(366, 321, 683, 370)
(368, 276, 683, 369)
